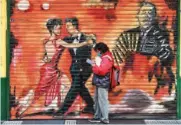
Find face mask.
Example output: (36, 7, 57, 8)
(97, 52, 102, 57)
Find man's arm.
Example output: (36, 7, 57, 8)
(85, 34, 97, 48)
(155, 31, 172, 61)
(57, 38, 93, 48)
(63, 36, 72, 43)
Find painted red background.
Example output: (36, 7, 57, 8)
(10, 0, 176, 119)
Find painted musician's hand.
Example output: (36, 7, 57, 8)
(149, 56, 160, 65)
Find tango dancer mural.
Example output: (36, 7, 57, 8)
(9, 0, 178, 119)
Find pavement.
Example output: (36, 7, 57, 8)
(1, 120, 181, 125)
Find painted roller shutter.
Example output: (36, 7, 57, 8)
(9, 0, 178, 119)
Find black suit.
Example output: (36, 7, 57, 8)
(57, 33, 94, 113)
(126, 25, 173, 63)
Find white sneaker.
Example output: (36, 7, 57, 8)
(89, 118, 101, 123)
(101, 119, 109, 124)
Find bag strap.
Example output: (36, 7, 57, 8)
(102, 55, 113, 61)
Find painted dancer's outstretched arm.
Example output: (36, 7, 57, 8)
(57, 34, 96, 48)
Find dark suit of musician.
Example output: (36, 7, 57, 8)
(121, 2, 175, 95)
(55, 17, 94, 115)
(124, 23, 175, 95)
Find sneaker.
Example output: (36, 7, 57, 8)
(88, 118, 101, 123)
(101, 119, 109, 124)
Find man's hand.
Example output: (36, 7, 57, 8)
(86, 34, 96, 42)
(87, 39, 94, 45)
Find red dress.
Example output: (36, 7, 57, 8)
(34, 38, 64, 106)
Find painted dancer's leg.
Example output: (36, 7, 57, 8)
(55, 74, 80, 114)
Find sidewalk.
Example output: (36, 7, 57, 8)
(1, 120, 144, 125)
(1, 120, 181, 125)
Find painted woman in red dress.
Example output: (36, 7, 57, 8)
(16, 18, 94, 118)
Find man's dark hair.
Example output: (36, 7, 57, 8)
(94, 42, 109, 54)
(46, 18, 62, 34)
(140, 2, 157, 18)
(65, 17, 79, 29)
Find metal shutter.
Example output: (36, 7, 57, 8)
(9, 0, 178, 119)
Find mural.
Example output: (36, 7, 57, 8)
(10, 0, 177, 119)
